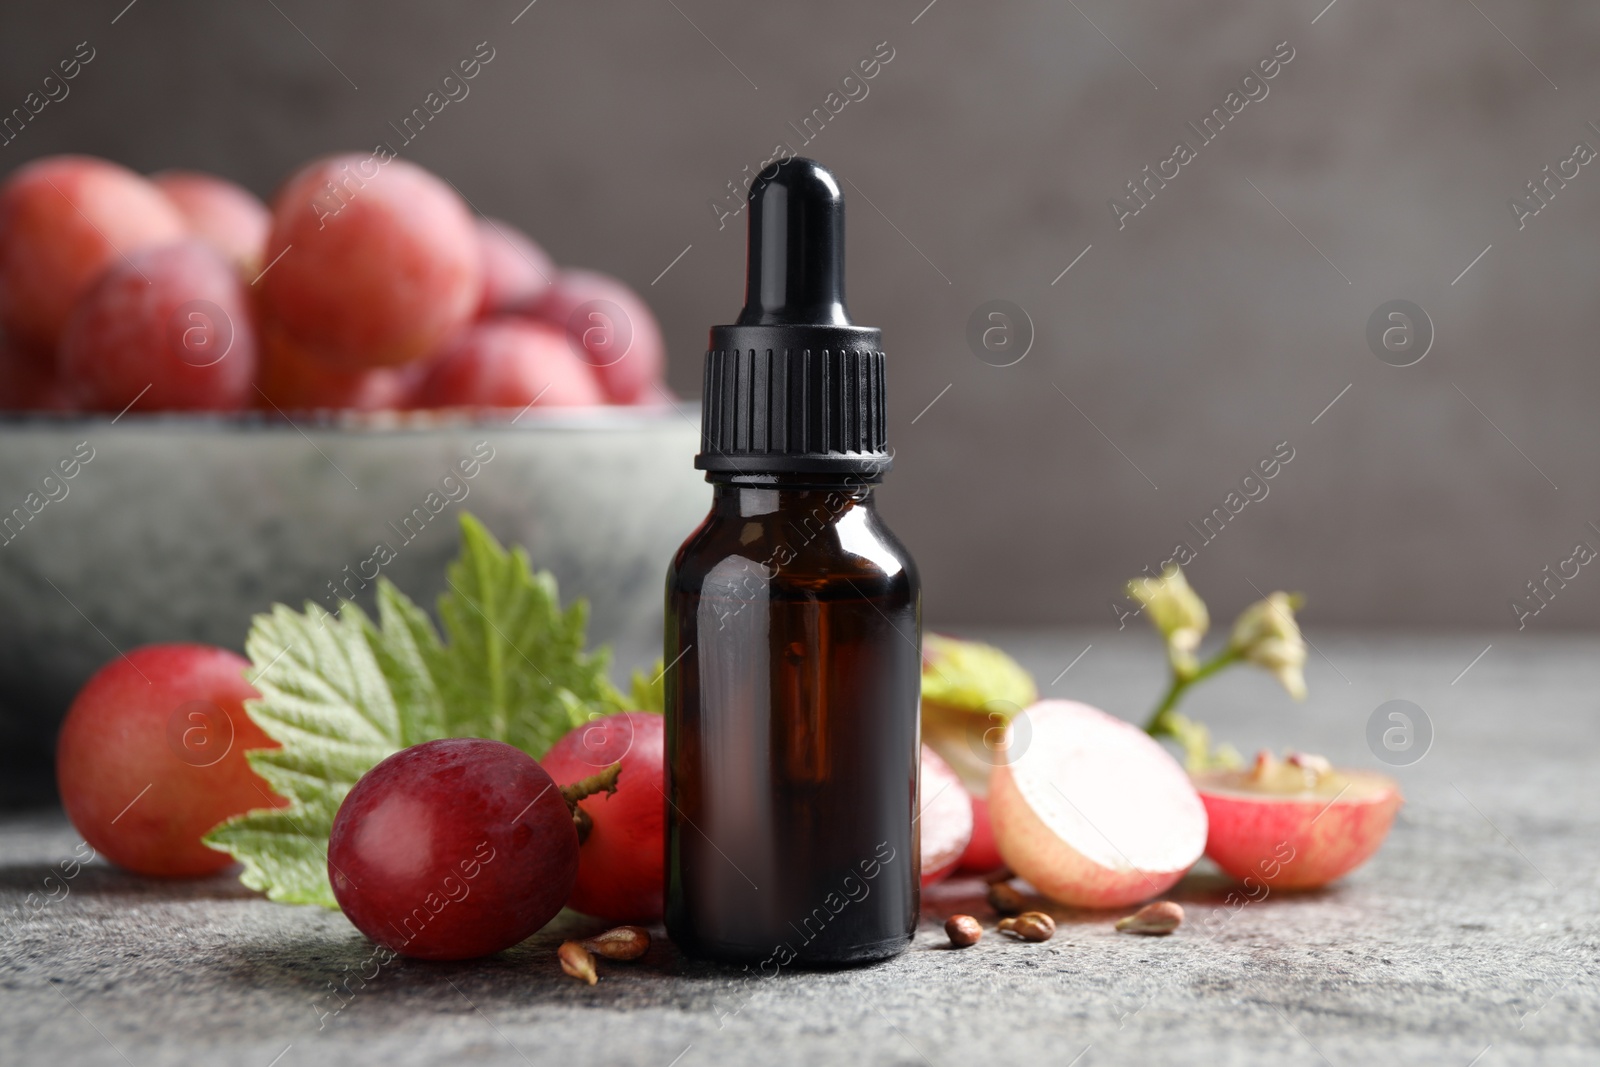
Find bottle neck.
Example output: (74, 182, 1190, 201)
(707, 472, 877, 518)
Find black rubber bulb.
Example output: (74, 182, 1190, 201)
(736, 157, 852, 327)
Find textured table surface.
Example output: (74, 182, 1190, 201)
(3, 628, 1597, 1066)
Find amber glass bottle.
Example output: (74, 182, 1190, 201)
(664, 158, 922, 965)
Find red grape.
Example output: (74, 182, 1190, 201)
(153, 170, 270, 275)
(409, 318, 603, 409)
(328, 738, 579, 960)
(475, 216, 553, 316)
(518, 269, 664, 404)
(0, 155, 186, 351)
(56, 644, 286, 878)
(259, 154, 481, 369)
(541, 712, 664, 922)
(0, 332, 69, 411)
(254, 321, 410, 412)
(957, 793, 1005, 874)
(59, 239, 256, 412)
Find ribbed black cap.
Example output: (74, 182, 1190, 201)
(696, 158, 890, 477)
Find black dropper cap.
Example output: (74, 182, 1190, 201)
(697, 158, 890, 477)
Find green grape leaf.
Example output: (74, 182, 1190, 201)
(204, 514, 625, 908)
(629, 659, 666, 713)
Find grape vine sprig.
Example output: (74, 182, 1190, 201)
(1129, 565, 1308, 770)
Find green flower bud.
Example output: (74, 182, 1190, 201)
(1228, 592, 1308, 700)
(1127, 565, 1209, 678)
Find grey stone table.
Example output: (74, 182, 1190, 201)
(3, 629, 1597, 1066)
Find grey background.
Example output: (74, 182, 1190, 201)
(2, 0, 1598, 631)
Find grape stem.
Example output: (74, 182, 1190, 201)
(1141, 648, 1236, 737)
(559, 762, 623, 844)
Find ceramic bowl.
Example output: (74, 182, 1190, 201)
(0, 406, 708, 801)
